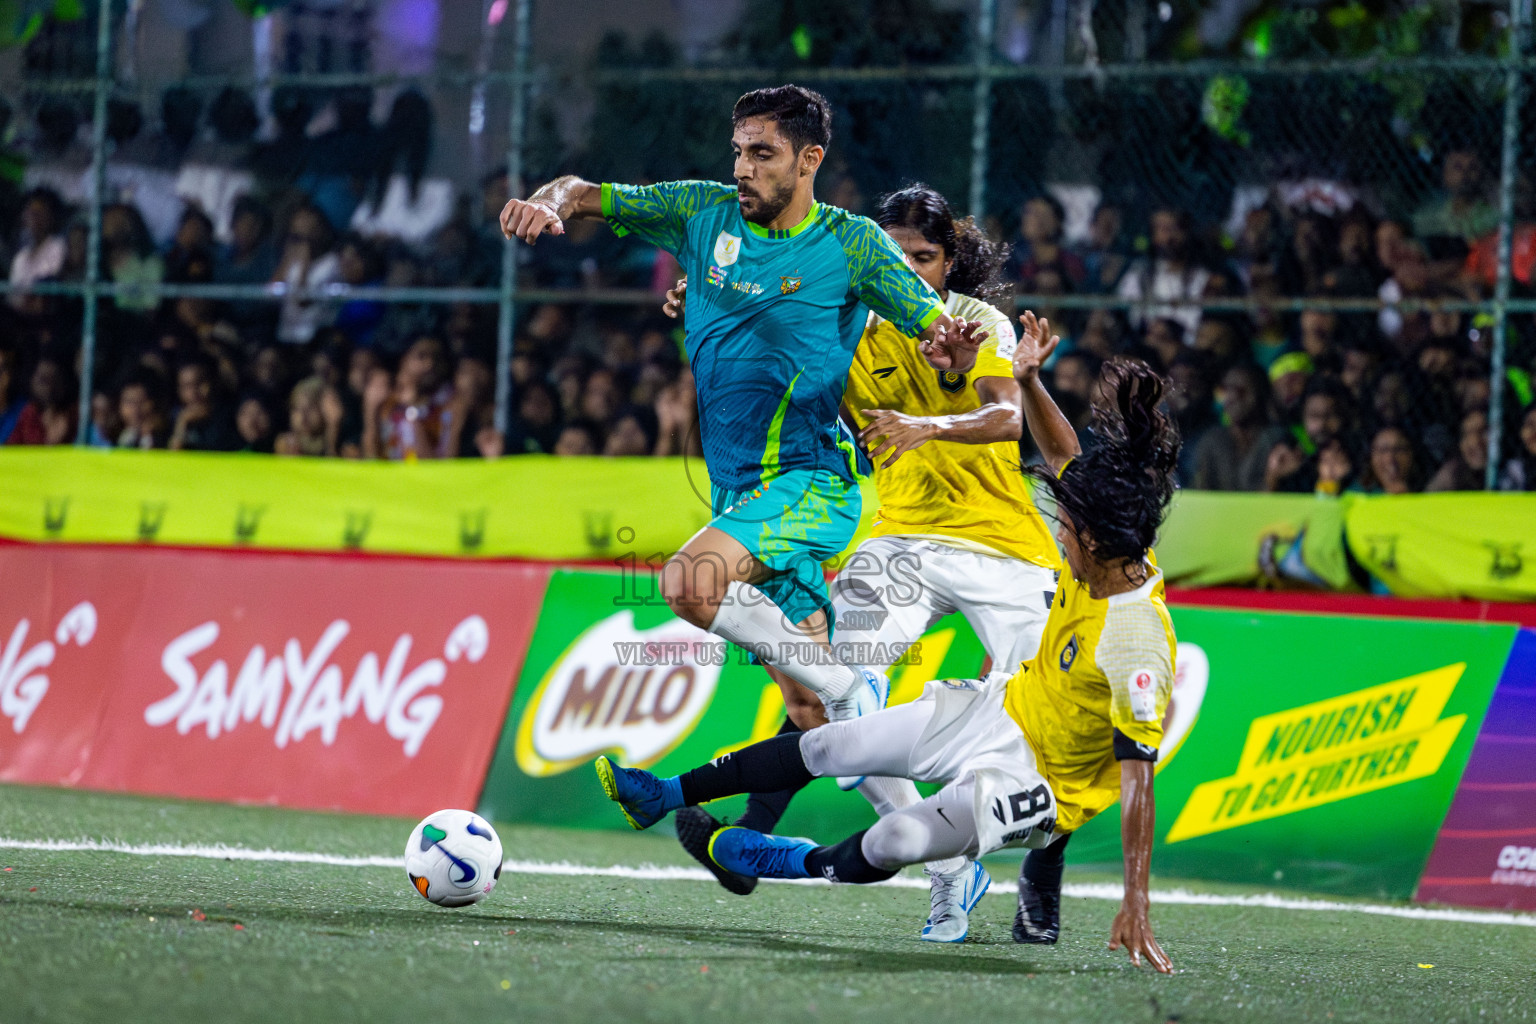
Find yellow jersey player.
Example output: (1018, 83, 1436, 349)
(597, 350, 1180, 974)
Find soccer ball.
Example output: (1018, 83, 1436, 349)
(404, 809, 504, 907)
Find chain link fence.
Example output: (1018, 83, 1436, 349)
(0, 0, 1531, 492)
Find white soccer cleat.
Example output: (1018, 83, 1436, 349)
(824, 668, 889, 790)
(920, 860, 991, 943)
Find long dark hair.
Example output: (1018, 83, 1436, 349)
(875, 184, 1010, 303)
(1028, 357, 1181, 565)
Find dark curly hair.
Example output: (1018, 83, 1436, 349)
(875, 184, 1011, 303)
(1027, 357, 1180, 566)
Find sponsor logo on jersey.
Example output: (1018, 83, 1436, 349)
(937, 369, 967, 393)
(1059, 634, 1078, 672)
(1129, 667, 1160, 722)
(707, 265, 728, 288)
(730, 280, 765, 296)
(870, 366, 897, 379)
(780, 276, 802, 295)
(713, 231, 742, 267)
(514, 611, 720, 776)
(1166, 662, 1469, 843)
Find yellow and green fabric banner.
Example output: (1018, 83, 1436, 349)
(2, 448, 1533, 600)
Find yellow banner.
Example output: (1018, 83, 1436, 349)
(1165, 663, 1468, 843)
(0, 448, 814, 562)
(2, 450, 1533, 601)
(1346, 493, 1536, 601)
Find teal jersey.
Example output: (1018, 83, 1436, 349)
(602, 181, 944, 491)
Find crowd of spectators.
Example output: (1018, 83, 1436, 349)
(1, 85, 1533, 491)
(0, 86, 698, 462)
(1009, 150, 1536, 494)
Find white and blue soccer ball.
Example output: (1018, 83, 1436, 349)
(404, 809, 504, 907)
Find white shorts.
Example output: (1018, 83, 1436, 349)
(830, 535, 1055, 675)
(801, 672, 1059, 856)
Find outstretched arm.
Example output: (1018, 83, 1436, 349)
(1013, 310, 1080, 475)
(858, 375, 1022, 469)
(500, 175, 604, 244)
(1109, 758, 1172, 974)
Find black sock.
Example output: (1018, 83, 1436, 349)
(677, 732, 814, 806)
(1022, 832, 1071, 890)
(803, 830, 898, 885)
(736, 718, 807, 832)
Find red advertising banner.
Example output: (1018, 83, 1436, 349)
(1415, 628, 1536, 911)
(0, 544, 549, 816)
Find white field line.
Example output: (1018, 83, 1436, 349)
(2, 836, 1533, 929)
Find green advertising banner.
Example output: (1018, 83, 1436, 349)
(477, 568, 988, 840)
(1068, 609, 1515, 898)
(477, 573, 1515, 899)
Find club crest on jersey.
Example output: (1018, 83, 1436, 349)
(713, 231, 742, 267)
(780, 276, 802, 295)
(937, 369, 967, 393)
(1059, 635, 1078, 672)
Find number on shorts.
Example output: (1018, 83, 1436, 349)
(991, 784, 1052, 826)
(1008, 784, 1052, 823)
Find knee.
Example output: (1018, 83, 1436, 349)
(861, 814, 930, 871)
(659, 556, 721, 628)
(782, 689, 826, 730)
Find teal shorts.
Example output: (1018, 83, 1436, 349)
(709, 468, 861, 630)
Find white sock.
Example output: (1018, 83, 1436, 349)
(925, 855, 967, 876)
(707, 581, 861, 700)
(857, 775, 922, 816)
(856, 775, 965, 875)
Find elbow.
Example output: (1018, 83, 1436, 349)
(1006, 408, 1024, 441)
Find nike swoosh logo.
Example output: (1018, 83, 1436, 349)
(936, 807, 954, 829)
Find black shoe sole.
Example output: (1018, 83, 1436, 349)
(676, 806, 757, 896)
(1011, 921, 1060, 944)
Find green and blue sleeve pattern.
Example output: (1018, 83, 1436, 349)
(600, 180, 737, 258)
(831, 214, 945, 336)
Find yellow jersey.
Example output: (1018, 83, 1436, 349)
(842, 289, 1058, 568)
(1004, 562, 1176, 832)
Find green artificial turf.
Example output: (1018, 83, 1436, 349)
(0, 784, 1531, 1024)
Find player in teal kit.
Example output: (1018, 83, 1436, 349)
(501, 86, 986, 730)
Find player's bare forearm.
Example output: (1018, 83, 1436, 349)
(1011, 311, 1077, 473)
(500, 175, 603, 243)
(951, 376, 1024, 443)
(530, 175, 603, 221)
(1020, 375, 1080, 474)
(1111, 758, 1172, 973)
(918, 406, 1016, 446)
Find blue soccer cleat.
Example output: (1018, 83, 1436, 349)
(921, 860, 992, 943)
(707, 826, 817, 880)
(594, 756, 671, 830)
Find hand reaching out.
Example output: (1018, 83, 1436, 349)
(1013, 310, 1061, 385)
(1108, 900, 1173, 974)
(499, 198, 565, 244)
(858, 409, 938, 469)
(663, 277, 687, 319)
(919, 314, 989, 371)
